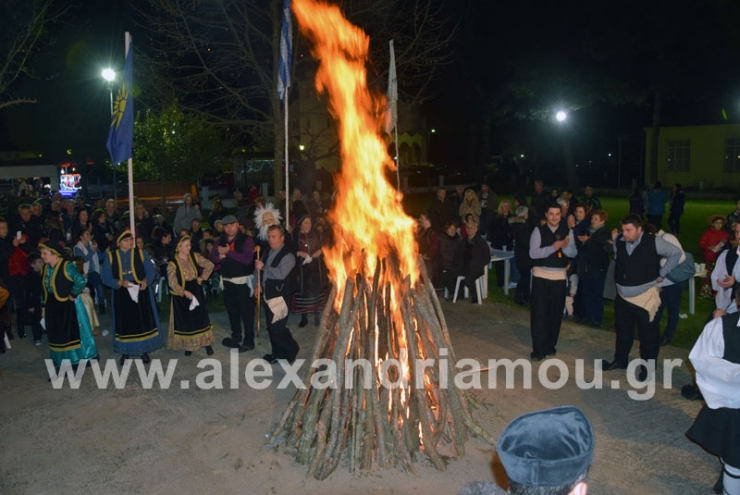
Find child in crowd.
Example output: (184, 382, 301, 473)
(699, 215, 731, 299)
(22, 254, 45, 345)
(73, 255, 101, 336)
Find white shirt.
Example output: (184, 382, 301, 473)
(689, 315, 740, 409)
(711, 248, 740, 313)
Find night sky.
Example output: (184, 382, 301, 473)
(2, 0, 739, 189)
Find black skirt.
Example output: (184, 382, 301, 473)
(112, 285, 161, 354)
(687, 405, 740, 467)
(46, 297, 80, 352)
(172, 280, 212, 340)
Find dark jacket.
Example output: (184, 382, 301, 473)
(577, 226, 612, 279)
(510, 217, 533, 271)
(429, 197, 453, 231)
(489, 213, 513, 250)
(438, 231, 462, 271)
(454, 233, 490, 279)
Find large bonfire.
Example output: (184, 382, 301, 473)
(268, 0, 494, 478)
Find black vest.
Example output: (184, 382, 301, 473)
(42, 260, 75, 303)
(720, 311, 740, 364)
(219, 232, 254, 278)
(614, 233, 660, 287)
(264, 245, 297, 299)
(109, 248, 146, 284)
(725, 249, 739, 277)
(532, 224, 570, 268)
(169, 253, 200, 289)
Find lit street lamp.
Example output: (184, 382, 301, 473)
(556, 111, 567, 122)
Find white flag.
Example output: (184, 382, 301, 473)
(385, 40, 397, 135)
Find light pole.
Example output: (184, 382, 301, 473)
(555, 110, 577, 190)
(102, 68, 117, 202)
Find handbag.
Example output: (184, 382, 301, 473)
(666, 252, 696, 283)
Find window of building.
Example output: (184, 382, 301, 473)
(666, 139, 690, 172)
(724, 138, 740, 172)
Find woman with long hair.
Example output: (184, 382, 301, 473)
(167, 236, 215, 356)
(39, 240, 98, 371)
(458, 189, 482, 227)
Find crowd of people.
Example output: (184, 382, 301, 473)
(0, 185, 332, 371)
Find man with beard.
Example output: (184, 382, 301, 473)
(601, 215, 681, 381)
(253, 202, 293, 253)
(209, 215, 256, 352)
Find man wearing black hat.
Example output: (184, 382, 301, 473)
(458, 406, 593, 495)
(209, 214, 256, 352)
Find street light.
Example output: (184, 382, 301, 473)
(556, 111, 567, 122)
(102, 68, 117, 201)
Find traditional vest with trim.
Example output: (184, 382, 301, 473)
(42, 260, 74, 303)
(219, 232, 254, 278)
(532, 223, 570, 268)
(615, 234, 660, 287)
(169, 253, 199, 290)
(265, 245, 296, 299)
(720, 311, 740, 364)
(108, 248, 146, 284)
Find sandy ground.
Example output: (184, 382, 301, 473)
(0, 299, 721, 495)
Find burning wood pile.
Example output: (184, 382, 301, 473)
(268, 0, 494, 478)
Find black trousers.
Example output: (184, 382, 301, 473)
(613, 294, 660, 366)
(9, 274, 24, 334)
(530, 276, 567, 356)
(264, 297, 299, 361)
(223, 281, 255, 346)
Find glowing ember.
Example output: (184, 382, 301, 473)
(292, 0, 419, 299)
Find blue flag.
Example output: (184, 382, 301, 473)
(106, 38, 134, 165)
(277, 0, 292, 102)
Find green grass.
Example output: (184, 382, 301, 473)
(402, 192, 731, 349)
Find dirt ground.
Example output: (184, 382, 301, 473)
(0, 300, 721, 495)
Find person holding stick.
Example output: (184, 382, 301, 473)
(255, 225, 299, 364)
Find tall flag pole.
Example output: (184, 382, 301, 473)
(278, 0, 293, 225)
(106, 31, 135, 235)
(385, 40, 399, 190)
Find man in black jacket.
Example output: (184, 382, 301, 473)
(452, 220, 490, 303)
(255, 225, 299, 364)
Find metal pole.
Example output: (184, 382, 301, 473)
(125, 32, 135, 236)
(109, 86, 117, 203)
(284, 94, 290, 228)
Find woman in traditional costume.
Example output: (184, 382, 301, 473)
(167, 236, 215, 356)
(291, 215, 326, 327)
(39, 240, 98, 371)
(102, 229, 162, 365)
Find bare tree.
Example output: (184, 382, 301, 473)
(133, 0, 456, 191)
(0, 0, 71, 111)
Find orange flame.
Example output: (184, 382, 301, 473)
(292, 0, 419, 299)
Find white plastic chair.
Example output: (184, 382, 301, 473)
(452, 275, 484, 305)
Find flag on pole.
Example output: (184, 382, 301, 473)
(384, 40, 398, 135)
(106, 37, 134, 165)
(277, 0, 293, 102)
